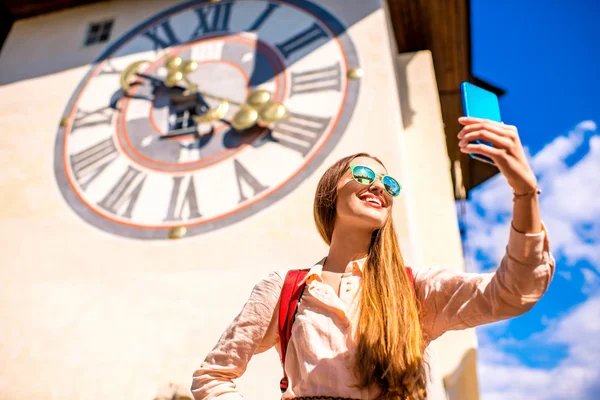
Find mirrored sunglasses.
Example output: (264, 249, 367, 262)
(348, 164, 402, 197)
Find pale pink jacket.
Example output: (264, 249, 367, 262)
(191, 225, 555, 399)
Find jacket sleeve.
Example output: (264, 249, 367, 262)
(191, 271, 284, 399)
(415, 223, 556, 341)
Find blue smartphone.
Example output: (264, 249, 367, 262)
(460, 82, 502, 165)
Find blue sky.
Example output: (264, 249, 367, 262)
(467, 1, 600, 399)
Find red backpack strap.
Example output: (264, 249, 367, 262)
(405, 266, 415, 292)
(278, 269, 309, 393)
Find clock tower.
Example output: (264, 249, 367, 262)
(0, 0, 480, 398)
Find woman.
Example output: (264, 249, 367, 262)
(191, 117, 555, 399)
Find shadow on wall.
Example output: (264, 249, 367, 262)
(0, 4, 14, 56)
(0, 0, 381, 86)
(443, 347, 479, 400)
(394, 51, 416, 130)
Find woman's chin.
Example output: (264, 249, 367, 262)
(351, 211, 387, 231)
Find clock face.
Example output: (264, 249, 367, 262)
(54, 0, 360, 239)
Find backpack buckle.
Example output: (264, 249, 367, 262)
(280, 377, 288, 393)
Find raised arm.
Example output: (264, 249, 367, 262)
(191, 271, 283, 399)
(416, 223, 555, 341)
(416, 117, 555, 341)
(458, 116, 542, 234)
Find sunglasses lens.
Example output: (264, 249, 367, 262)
(352, 166, 375, 185)
(382, 175, 401, 197)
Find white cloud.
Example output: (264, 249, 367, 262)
(530, 121, 594, 173)
(459, 121, 600, 399)
(477, 296, 600, 400)
(580, 268, 600, 295)
(547, 296, 600, 364)
(463, 120, 600, 275)
(539, 133, 600, 269)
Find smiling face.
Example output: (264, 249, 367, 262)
(335, 156, 393, 231)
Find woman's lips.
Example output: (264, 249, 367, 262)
(360, 198, 383, 208)
(358, 193, 384, 208)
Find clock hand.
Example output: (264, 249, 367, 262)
(157, 101, 229, 139)
(123, 58, 287, 131)
(134, 72, 165, 87)
(120, 57, 197, 93)
(159, 123, 219, 140)
(158, 129, 202, 140)
(170, 86, 287, 128)
(133, 72, 229, 107)
(121, 57, 262, 106)
(124, 61, 226, 125)
(193, 101, 230, 124)
(162, 55, 248, 106)
(164, 56, 198, 89)
(194, 90, 243, 107)
(258, 101, 288, 124)
(162, 55, 286, 117)
(231, 89, 288, 130)
(120, 60, 152, 93)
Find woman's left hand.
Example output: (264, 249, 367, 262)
(457, 117, 538, 194)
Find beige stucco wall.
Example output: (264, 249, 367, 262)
(0, 1, 477, 399)
(396, 51, 480, 399)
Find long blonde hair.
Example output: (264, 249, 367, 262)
(313, 153, 427, 399)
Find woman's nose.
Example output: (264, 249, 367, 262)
(369, 177, 385, 194)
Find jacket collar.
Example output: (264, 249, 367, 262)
(298, 256, 367, 286)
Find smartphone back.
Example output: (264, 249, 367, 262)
(460, 82, 502, 122)
(460, 82, 502, 165)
